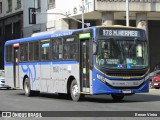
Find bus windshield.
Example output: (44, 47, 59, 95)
(96, 38, 148, 69)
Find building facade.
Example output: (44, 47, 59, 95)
(0, 0, 160, 71)
(0, 0, 23, 69)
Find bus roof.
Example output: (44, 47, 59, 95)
(31, 30, 74, 37)
(5, 25, 144, 45)
(5, 29, 76, 45)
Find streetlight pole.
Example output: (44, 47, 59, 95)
(126, 0, 129, 26)
(82, 0, 84, 28)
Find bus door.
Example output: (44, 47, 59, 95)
(13, 43, 20, 88)
(80, 39, 90, 93)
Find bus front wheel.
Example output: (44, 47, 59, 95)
(24, 78, 34, 97)
(70, 80, 84, 101)
(111, 94, 124, 101)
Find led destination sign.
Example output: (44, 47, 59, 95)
(99, 29, 142, 37)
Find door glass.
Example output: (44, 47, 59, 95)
(81, 40, 90, 88)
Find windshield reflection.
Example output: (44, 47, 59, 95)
(96, 38, 148, 69)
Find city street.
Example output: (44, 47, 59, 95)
(1, 1, 160, 120)
(0, 88, 160, 120)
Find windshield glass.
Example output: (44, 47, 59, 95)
(96, 38, 148, 69)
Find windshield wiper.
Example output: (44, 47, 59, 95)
(129, 38, 138, 52)
(109, 38, 121, 52)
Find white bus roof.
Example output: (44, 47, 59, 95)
(31, 30, 73, 37)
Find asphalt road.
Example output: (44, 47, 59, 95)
(0, 88, 160, 120)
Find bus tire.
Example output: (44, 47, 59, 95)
(24, 78, 34, 97)
(111, 94, 124, 101)
(70, 79, 84, 101)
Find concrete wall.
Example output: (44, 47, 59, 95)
(95, 1, 160, 12)
(23, 0, 48, 37)
(23, 0, 47, 28)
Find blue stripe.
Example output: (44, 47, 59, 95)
(52, 61, 78, 64)
(4, 63, 13, 66)
(5, 61, 79, 66)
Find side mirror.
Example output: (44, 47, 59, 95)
(93, 42, 97, 55)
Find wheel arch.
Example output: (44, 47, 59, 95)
(67, 75, 76, 94)
(23, 75, 29, 89)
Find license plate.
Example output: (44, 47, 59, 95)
(122, 90, 132, 94)
(154, 83, 158, 85)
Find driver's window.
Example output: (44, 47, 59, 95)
(101, 42, 110, 59)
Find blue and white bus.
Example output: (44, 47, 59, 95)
(4, 26, 150, 101)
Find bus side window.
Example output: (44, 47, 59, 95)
(52, 38, 62, 60)
(6, 45, 12, 62)
(40, 39, 51, 61)
(20, 43, 28, 61)
(63, 45, 69, 59)
(29, 41, 39, 61)
(63, 36, 77, 60)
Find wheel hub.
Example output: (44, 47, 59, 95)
(72, 84, 79, 97)
(25, 83, 29, 94)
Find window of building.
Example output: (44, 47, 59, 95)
(0, 2, 2, 13)
(15, 0, 21, 10)
(5, 24, 12, 41)
(52, 38, 63, 60)
(7, 0, 12, 13)
(29, 41, 39, 61)
(63, 37, 78, 60)
(48, 0, 55, 10)
(6, 45, 13, 62)
(20, 43, 28, 61)
(40, 39, 51, 61)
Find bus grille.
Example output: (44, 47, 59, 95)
(107, 84, 143, 90)
(106, 72, 145, 77)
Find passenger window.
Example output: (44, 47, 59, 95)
(20, 43, 28, 61)
(63, 37, 78, 60)
(6, 45, 13, 62)
(40, 39, 51, 61)
(52, 38, 62, 60)
(29, 41, 39, 61)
